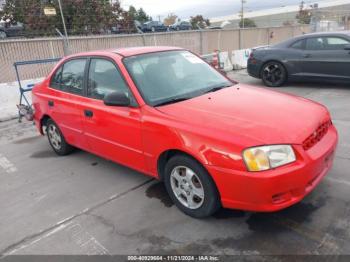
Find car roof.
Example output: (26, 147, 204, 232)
(302, 31, 350, 37)
(274, 31, 350, 47)
(66, 46, 184, 59)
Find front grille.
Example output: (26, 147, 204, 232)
(303, 120, 332, 151)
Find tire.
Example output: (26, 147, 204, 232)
(176, 27, 180, 31)
(261, 61, 287, 87)
(0, 30, 7, 39)
(164, 155, 220, 218)
(46, 119, 74, 156)
(151, 27, 155, 32)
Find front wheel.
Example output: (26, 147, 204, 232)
(164, 155, 221, 218)
(261, 61, 287, 87)
(46, 119, 74, 156)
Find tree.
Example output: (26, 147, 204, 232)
(0, 0, 133, 36)
(128, 5, 137, 21)
(296, 1, 312, 24)
(239, 18, 256, 28)
(163, 13, 177, 26)
(190, 15, 210, 29)
(135, 7, 151, 23)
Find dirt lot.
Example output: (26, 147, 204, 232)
(1, 70, 350, 256)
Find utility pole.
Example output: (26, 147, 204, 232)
(239, 0, 246, 50)
(57, 0, 70, 53)
(241, 0, 246, 29)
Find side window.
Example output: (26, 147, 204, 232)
(290, 40, 304, 50)
(50, 65, 63, 89)
(305, 37, 326, 50)
(325, 37, 350, 50)
(87, 58, 133, 101)
(61, 59, 87, 95)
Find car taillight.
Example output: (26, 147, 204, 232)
(249, 52, 254, 59)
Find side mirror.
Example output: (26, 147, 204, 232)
(344, 44, 350, 50)
(103, 91, 130, 107)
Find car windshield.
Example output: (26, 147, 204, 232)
(123, 50, 233, 106)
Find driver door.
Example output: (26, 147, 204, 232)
(79, 57, 146, 172)
(302, 36, 350, 80)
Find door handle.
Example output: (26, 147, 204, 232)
(84, 109, 93, 118)
(48, 100, 54, 107)
(303, 54, 311, 58)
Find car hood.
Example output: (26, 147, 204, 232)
(156, 84, 330, 146)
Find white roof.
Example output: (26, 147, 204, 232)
(211, 0, 350, 23)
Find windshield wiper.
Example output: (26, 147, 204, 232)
(203, 84, 232, 94)
(154, 96, 192, 107)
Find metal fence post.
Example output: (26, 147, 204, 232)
(142, 34, 146, 46)
(199, 30, 203, 54)
(239, 28, 242, 50)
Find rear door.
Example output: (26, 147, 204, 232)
(47, 58, 88, 149)
(301, 36, 350, 80)
(80, 57, 145, 172)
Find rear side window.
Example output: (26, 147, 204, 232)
(50, 59, 87, 95)
(50, 66, 63, 89)
(61, 59, 87, 95)
(87, 58, 133, 101)
(290, 40, 304, 50)
(305, 37, 325, 50)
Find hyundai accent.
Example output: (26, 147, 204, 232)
(32, 46, 338, 218)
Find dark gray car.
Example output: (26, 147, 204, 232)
(247, 31, 350, 87)
(170, 21, 192, 31)
(0, 21, 24, 39)
(140, 21, 168, 33)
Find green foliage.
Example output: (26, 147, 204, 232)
(296, 1, 312, 24)
(190, 15, 210, 29)
(128, 6, 151, 24)
(0, 0, 137, 36)
(239, 18, 256, 28)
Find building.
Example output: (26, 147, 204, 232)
(211, 0, 350, 30)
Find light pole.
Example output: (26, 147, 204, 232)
(241, 0, 246, 29)
(239, 0, 246, 49)
(57, 0, 70, 53)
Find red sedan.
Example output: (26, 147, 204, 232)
(32, 46, 338, 218)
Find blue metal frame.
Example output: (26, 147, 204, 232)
(14, 58, 61, 121)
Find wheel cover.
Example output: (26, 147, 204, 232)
(263, 63, 284, 85)
(48, 124, 62, 150)
(170, 166, 205, 209)
(0, 31, 6, 39)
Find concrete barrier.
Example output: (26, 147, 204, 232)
(231, 49, 252, 70)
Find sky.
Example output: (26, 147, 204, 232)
(120, 0, 331, 20)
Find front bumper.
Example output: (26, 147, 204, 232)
(206, 125, 338, 212)
(247, 58, 262, 79)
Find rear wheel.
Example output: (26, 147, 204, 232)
(46, 119, 73, 156)
(261, 61, 287, 87)
(164, 155, 221, 218)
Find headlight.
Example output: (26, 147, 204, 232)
(243, 145, 296, 172)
